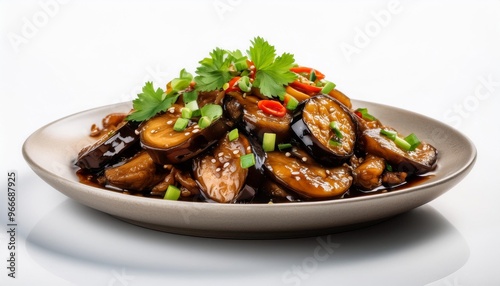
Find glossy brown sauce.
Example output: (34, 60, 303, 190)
(343, 174, 434, 199)
(77, 167, 436, 203)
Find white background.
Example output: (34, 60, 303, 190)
(1, 0, 499, 285)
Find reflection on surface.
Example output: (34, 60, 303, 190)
(27, 200, 468, 285)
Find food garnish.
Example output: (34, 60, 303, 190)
(75, 37, 438, 203)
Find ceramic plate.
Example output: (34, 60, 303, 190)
(23, 100, 476, 239)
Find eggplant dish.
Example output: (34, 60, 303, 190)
(75, 37, 438, 203)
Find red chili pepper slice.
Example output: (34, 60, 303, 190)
(225, 76, 241, 92)
(290, 66, 325, 80)
(257, 100, 287, 117)
(289, 80, 323, 95)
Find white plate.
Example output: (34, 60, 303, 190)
(22, 100, 476, 239)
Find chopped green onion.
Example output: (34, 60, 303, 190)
(234, 58, 248, 71)
(171, 78, 191, 91)
(380, 129, 417, 151)
(394, 136, 412, 151)
(185, 100, 199, 111)
(173, 118, 189, 131)
(278, 143, 293, 151)
(321, 81, 336, 94)
(164, 185, 181, 200)
(262, 133, 276, 152)
(329, 139, 342, 147)
(285, 95, 299, 111)
(238, 76, 252, 92)
(329, 121, 343, 139)
(380, 129, 397, 140)
(309, 70, 317, 82)
(170, 69, 193, 92)
(404, 133, 421, 151)
(356, 108, 377, 121)
(181, 107, 192, 119)
(385, 163, 393, 172)
(228, 128, 239, 141)
(240, 153, 256, 168)
(198, 116, 212, 129)
(200, 104, 223, 121)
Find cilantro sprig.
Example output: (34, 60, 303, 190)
(248, 37, 297, 98)
(126, 69, 193, 122)
(127, 37, 298, 122)
(194, 48, 233, 92)
(194, 37, 296, 98)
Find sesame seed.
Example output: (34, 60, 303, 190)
(216, 167, 221, 172)
(184, 132, 190, 136)
(192, 129, 200, 133)
(168, 107, 175, 113)
(233, 150, 239, 155)
(166, 120, 173, 125)
(291, 171, 300, 175)
(218, 152, 224, 157)
(150, 129, 157, 134)
(211, 158, 216, 163)
(302, 157, 307, 162)
(134, 129, 140, 135)
(285, 152, 291, 157)
(295, 176, 301, 181)
(329, 108, 334, 113)
(223, 162, 230, 168)
(326, 170, 331, 175)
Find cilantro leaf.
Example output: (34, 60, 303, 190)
(170, 68, 193, 91)
(248, 37, 296, 97)
(248, 37, 276, 69)
(228, 49, 249, 71)
(254, 52, 296, 98)
(126, 82, 178, 122)
(194, 48, 233, 91)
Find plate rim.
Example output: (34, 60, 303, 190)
(22, 99, 477, 237)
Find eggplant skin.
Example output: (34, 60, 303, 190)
(76, 121, 140, 170)
(105, 151, 167, 192)
(359, 128, 438, 174)
(291, 94, 357, 166)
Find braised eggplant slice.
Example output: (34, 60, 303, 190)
(352, 155, 385, 190)
(382, 171, 408, 187)
(254, 179, 301, 203)
(328, 89, 352, 109)
(264, 147, 352, 199)
(76, 120, 140, 170)
(140, 104, 231, 165)
(192, 131, 263, 203)
(291, 94, 356, 166)
(359, 128, 437, 174)
(105, 151, 167, 192)
(224, 91, 293, 144)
